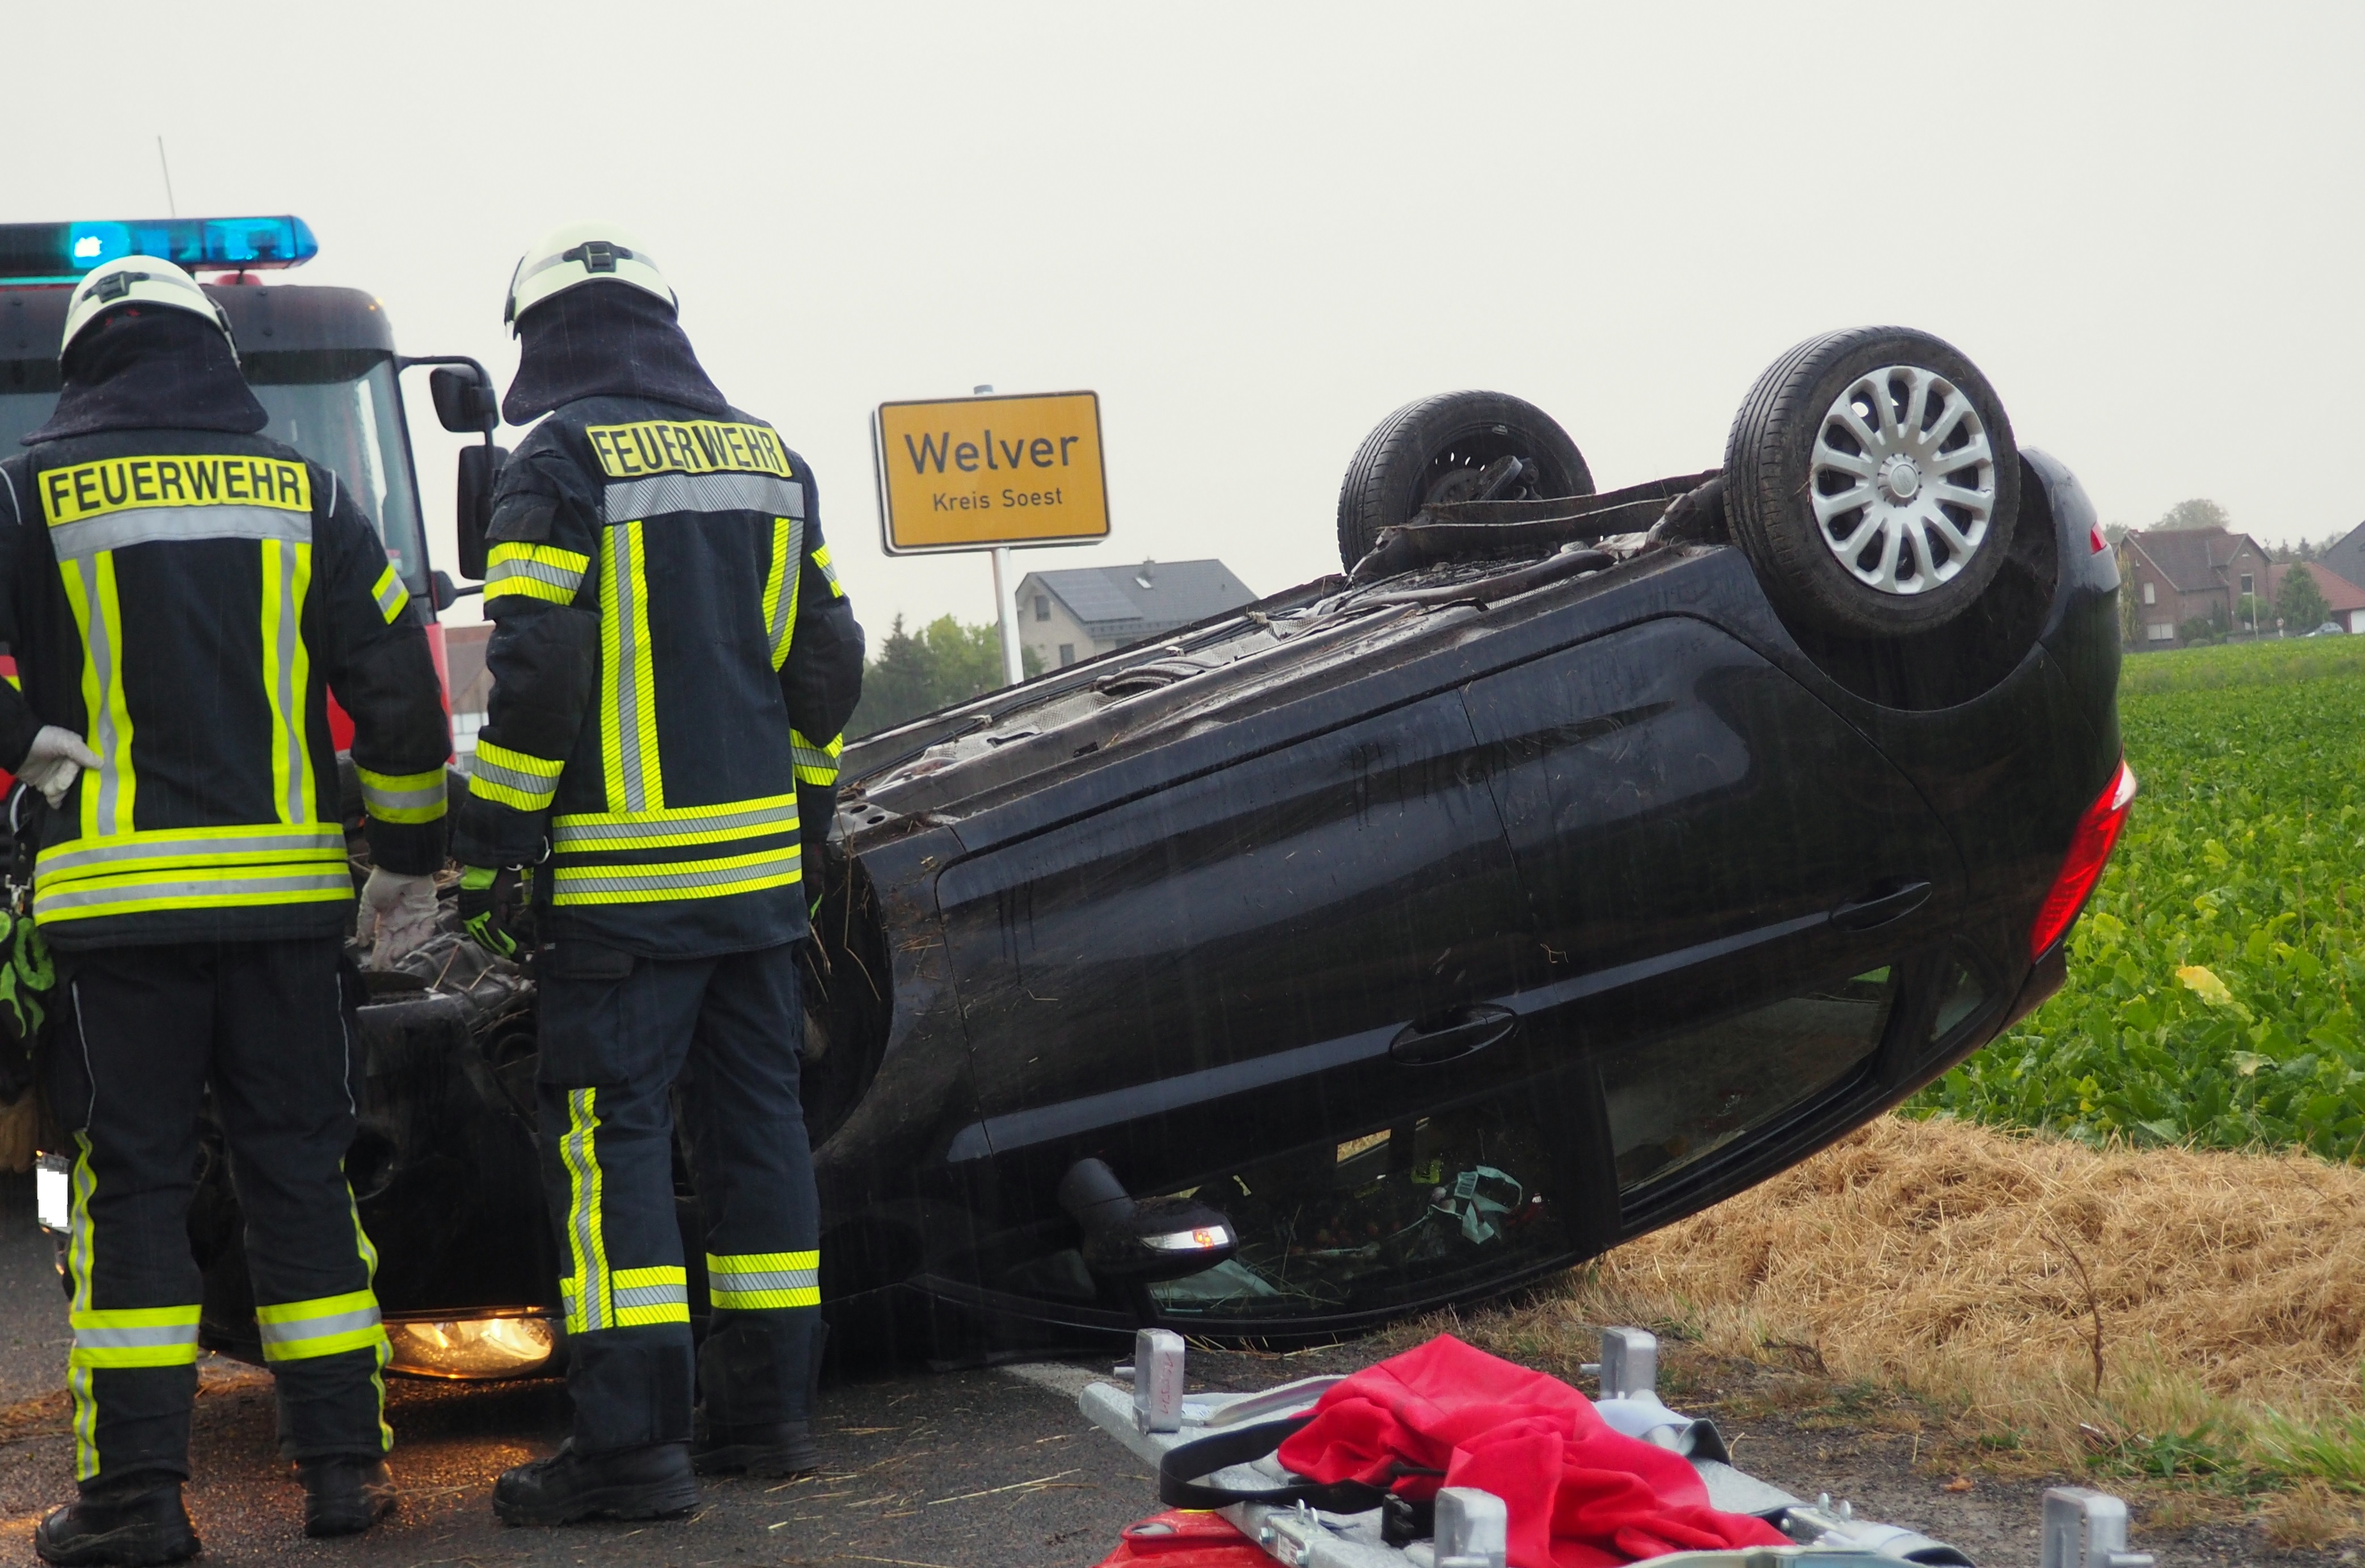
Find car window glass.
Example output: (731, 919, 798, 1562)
(0, 350, 426, 591)
(1600, 967, 1898, 1194)
(1138, 1096, 1572, 1321)
(242, 350, 425, 589)
(1931, 956, 1992, 1042)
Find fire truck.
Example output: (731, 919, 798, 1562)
(0, 215, 502, 725)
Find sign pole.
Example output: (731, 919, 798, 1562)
(991, 543, 1022, 686)
(971, 384, 1025, 688)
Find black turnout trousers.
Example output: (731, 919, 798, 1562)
(45, 939, 388, 1489)
(535, 939, 821, 1452)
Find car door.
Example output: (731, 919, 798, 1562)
(1460, 614, 1964, 1203)
(935, 688, 1548, 1220)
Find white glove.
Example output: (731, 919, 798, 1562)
(16, 726, 102, 809)
(356, 867, 441, 971)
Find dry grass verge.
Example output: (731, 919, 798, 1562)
(1433, 1115, 2365, 1540)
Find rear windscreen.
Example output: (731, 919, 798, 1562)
(0, 348, 425, 589)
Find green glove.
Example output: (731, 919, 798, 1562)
(457, 865, 529, 959)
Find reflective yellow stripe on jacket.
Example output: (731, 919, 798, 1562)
(790, 729, 841, 788)
(483, 542, 589, 606)
(547, 794, 801, 907)
(33, 824, 350, 927)
(356, 765, 446, 825)
(468, 741, 564, 813)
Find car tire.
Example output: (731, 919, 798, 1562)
(1335, 391, 1593, 573)
(1724, 327, 2020, 638)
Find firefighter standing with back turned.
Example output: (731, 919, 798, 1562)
(451, 225, 863, 1525)
(0, 257, 451, 1565)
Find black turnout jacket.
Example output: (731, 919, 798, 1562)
(450, 395, 863, 957)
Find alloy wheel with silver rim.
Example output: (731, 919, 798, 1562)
(1809, 365, 1996, 597)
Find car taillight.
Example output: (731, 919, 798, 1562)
(2029, 759, 2137, 958)
(2089, 525, 2108, 555)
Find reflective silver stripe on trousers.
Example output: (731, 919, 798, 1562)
(613, 1280, 689, 1312)
(768, 517, 806, 656)
(73, 1323, 200, 1351)
(38, 827, 345, 877)
(551, 800, 797, 848)
(602, 471, 804, 525)
(484, 555, 584, 594)
(708, 1266, 818, 1295)
(273, 539, 306, 825)
(565, 1090, 603, 1330)
(552, 851, 800, 895)
(257, 1304, 381, 1346)
(361, 779, 444, 814)
(37, 870, 353, 912)
(49, 504, 312, 561)
(609, 525, 647, 812)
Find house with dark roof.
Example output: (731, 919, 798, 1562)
(2117, 527, 2275, 646)
(2322, 519, 2365, 603)
(2266, 560, 2365, 635)
(1013, 559, 1259, 669)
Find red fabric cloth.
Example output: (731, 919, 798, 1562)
(1274, 1335, 1791, 1567)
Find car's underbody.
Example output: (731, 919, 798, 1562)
(157, 332, 2124, 1377)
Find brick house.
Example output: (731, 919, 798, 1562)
(2266, 561, 2365, 636)
(2117, 527, 2277, 647)
(1013, 559, 1258, 669)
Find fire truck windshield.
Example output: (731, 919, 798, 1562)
(0, 346, 426, 588)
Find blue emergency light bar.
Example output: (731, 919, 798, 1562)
(0, 216, 318, 284)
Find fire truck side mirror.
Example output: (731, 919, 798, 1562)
(455, 444, 508, 582)
(428, 366, 501, 434)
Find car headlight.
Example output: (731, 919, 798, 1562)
(385, 1316, 556, 1380)
(1141, 1225, 1232, 1253)
(35, 1153, 70, 1234)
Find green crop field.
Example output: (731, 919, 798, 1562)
(1909, 634, 2365, 1157)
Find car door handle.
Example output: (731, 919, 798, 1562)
(1389, 1005, 1519, 1066)
(1830, 878, 1933, 932)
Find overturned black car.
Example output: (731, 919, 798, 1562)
(182, 326, 2130, 1373)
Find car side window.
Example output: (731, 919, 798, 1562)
(1599, 967, 1899, 1193)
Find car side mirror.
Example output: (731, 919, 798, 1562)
(456, 443, 508, 582)
(1057, 1157, 1238, 1283)
(428, 366, 500, 434)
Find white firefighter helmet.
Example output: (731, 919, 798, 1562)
(504, 222, 676, 335)
(60, 255, 235, 361)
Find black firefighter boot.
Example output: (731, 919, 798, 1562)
(298, 1455, 397, 1537)
(692, 1317, 823, 1478)
(691, 1417, 819, 1478)
(492, 1440, 698, 1526)
(33, 1476, 200, 1567)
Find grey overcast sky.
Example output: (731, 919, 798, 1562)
(6, 2, 2360, 633)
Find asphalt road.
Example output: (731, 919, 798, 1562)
(0, 1167, 1168, 1567)
(0, 1173, 2336, 1567)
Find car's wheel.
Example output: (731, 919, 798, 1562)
(1724, 327, 2019, 637)
(1335, 391, 1593, 572)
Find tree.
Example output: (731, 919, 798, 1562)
(2153, 498, 2231, 532)
(848, 614, 1044, 738)
(2278, 563, 2331, 632)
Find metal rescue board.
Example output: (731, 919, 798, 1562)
(872, 390, 1109, 554)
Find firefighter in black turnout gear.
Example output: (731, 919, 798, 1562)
(454, 225, 863, 1527)
(0, 257, 450, 1564)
